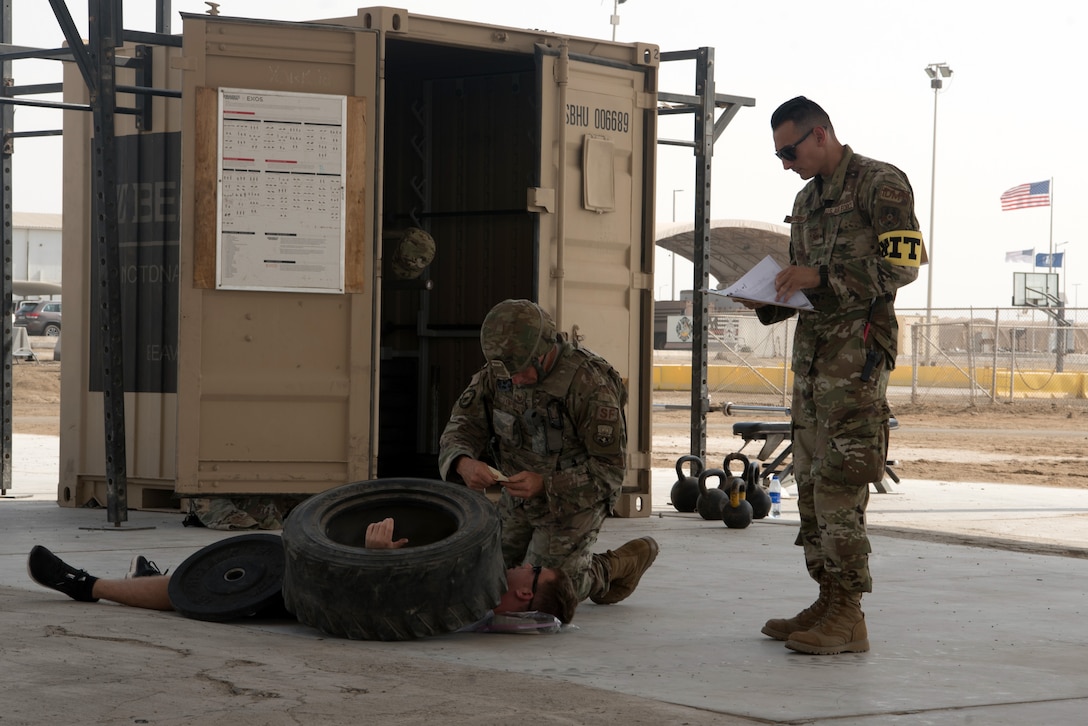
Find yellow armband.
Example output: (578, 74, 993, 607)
(878, 230, 927, 267)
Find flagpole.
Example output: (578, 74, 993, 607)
(1047, 177, 1063, 370)
(1048, 177, 1054, 272)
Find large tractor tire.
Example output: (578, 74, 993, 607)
(281, 478, 506, 641)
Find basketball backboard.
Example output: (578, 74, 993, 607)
(1012, 271, 1059, 307)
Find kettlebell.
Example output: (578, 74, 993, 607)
(671, 455, 704, 513)
(721, 477, 754, 529)
(746, 479, 772, 520)
(745, 462, 772, 520)
(745, 460, 761, 489)
(696, 468, 729, 521)
(722, 453, 750, 496)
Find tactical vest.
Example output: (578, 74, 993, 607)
(488, 345, 607, 476)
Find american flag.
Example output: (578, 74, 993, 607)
(1000, 180, 1050, 211)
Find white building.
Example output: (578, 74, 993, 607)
(12, 212, 62, 295)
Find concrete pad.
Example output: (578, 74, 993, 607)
(3, 435, 1088, 724)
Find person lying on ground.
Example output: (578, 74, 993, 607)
(27, 517, 579, 624)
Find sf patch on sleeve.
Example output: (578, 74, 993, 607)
(588, 404, 622, 453)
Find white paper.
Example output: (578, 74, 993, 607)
(714, 255, 813, 311)
(216, 88, 347, 294)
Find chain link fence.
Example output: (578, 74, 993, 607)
(901, 306, 1088, 405)
(658, 306, 1088, 409)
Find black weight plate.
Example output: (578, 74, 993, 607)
(167, 533, 287, 622)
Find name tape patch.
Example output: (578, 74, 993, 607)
(877, 186, 911, 205)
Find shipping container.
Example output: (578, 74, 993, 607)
(59, 6, 656, 517)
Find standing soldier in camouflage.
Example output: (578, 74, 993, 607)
(439, 299, 658, 606)
(749, 97, 924, 654)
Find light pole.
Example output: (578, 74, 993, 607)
(672, 189, 684, 300)
(1053, 241, 1071, 365)
(1055, 241, 1069, 303)
(923, 62, 952, 364)
(610, 0, 628, 41)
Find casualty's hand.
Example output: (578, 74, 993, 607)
(365, 517, 409, 549)
(774, 265, 820, 302)
(503, 471, 544, 499)
(456, 456, 502, 492)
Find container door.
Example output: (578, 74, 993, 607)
(174, 17, 381, 497)
(535, 48, 657, 514)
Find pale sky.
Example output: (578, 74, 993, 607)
(9, 0, 1086, 310)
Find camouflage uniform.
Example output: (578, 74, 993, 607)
(188, 495, 304, 530)
(438, 306, 627, 602)
(388, 227, 436, 279)
(757, 146, 923, 593)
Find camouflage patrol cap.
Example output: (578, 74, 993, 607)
(480, 299, 557, 373)
(390, 227, 436, 279)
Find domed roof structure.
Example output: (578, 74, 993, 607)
(655, 219, 790, 290)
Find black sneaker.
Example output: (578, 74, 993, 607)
(126, 555, 167, 579)
(27, 545, 99, 602)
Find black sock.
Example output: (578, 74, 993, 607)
(71, 573, 100, 602)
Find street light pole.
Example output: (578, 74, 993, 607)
(923, 62, 952, 365)
(672, 188, 683, 300)
(1056, 241, 1069, 303)
(610, 0, 628, 41)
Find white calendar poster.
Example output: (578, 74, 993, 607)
(216, 88, 347, 293)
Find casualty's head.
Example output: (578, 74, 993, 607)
(480, 299, 559, 383)
(495, 563, 578, 624)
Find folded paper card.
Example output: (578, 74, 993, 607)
(711, 255, 813, 311)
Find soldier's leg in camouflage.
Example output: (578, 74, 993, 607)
(783, 368, 887, 655)
(589, 536, 659, 605)
(523, 506, 608, 602)
(785, 466, 875, 654)
(763, 374, 829, 638)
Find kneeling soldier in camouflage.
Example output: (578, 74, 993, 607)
(440, 299, 658, 606)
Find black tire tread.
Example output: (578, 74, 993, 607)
(281, 478, 506, 641)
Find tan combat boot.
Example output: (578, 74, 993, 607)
(589, 536, 659, 605)
(760, 576, 832, 641)
(785, 583, 869, 654)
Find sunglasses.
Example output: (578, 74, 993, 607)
(775, 127, 815, 162)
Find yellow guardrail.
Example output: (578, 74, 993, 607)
(652, 364, 1087, 399)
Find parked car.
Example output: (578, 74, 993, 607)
(14, 299, 62, 336)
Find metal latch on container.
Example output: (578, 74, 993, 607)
(527, 187, 555, 213)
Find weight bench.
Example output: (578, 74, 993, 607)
(731, 417, 900, 493)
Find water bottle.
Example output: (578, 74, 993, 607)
(768, 475, 781, 518)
